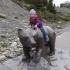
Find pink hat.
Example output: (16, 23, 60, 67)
(29, 9, 36, 14)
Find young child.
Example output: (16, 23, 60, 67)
(28, 9, 49, 41)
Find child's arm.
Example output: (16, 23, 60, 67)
(28, 21, 32, 28)
(35, 17, 42, 27)
(34, 24, 37, 28)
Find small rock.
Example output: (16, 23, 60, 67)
(0, 47, 4, 52)
(57, 25, 61, 29)
(31, 48, 36, 51)
(2, 52, 10, 57)
(50, 57, 57, 61)
(22, 6, 26, 9)
(15, 38, 19, 41)
(50, 62, 57, 67)
(0, 55, 6, 61)
(10, 42, 17, 47)
(18, 48, 23, 51)
(5, 53, 10, 57)
(58, 21, 62, 24)
(0, 41, 4, 44)
(0, 13, 7, 18)
(64, 65, 70, 70)
(3, 47, 7, 51)
(20, 13, 24, 16)
(9, 52, 17, 58)
(12, 57, 19, 61)
(19, 66, 24, 70)
(17, 46, 22, 48)
(7, 48, 14, 52)
(16, 51, 22, 56)
(23, 12, 27, 15)
(14, 48, 20, 52)
(58, 51, 63, 54)
(14, 48, 23, 56)
(2, 52, 8, 55)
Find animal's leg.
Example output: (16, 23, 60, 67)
(32, 39, 44, 63)
(47, 33, 56, 56)
(22, 46, 31, 61)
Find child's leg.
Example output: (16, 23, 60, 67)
(39, 25, 48, 37)
(38, 25, 49, 41)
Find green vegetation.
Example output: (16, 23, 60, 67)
(14, 16, 19, 19)
(1, 36, 7, 39)
(22, 0, 56, 14)
(1, 43, 8, 48)
(11, 0, 70, 22)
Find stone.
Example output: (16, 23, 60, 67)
(16, 51, 22, 56)
(7, 48, 14, 52)
(20, 13, 24, 16)
(10, 42, 17, 47)
(14, 38, 19, 42)
(18, 66, 24, 70)
(18, 48, 23, 51)
(12, 57, 19, 61)
(49, 57, 57, 61)
(57, 25, 62, 29)
(0, 55, 6, 61)
(4, 53, 10, 57)
(0, 13, 7, 18)
(64, 65, 70, 70)
(9, 52, 17, 58)
(2, 52, 9, 55)
(17, 45, 22, 48)
(2, 51, 10, 57)
(22, 7, 26, 10)
(50, 62, 57, 67)
(0, 41, 4, 44)
(58, 51, 63, 54)
(23, 12, 27, 15)
(58, 21, 62, 24)
(0, 47, 4, 52)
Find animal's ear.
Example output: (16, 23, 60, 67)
(17, 29, 24, 34)
(17, 29, 25, 38)
(18, 29, 22, 32)
(17, 29, 22, 33)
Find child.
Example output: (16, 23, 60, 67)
(28, 9, 49, 41)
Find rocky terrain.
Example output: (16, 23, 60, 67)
(0, 0, 70, 70)
(55, 7, 70, 14)
(0, 0, 30, 60)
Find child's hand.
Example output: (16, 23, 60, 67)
(34, 25, 37, 28)
(28, 25, 32, 28)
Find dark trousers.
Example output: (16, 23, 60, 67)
(38, 25, 48, 37)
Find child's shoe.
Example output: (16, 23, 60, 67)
(46, 36, 49, 41)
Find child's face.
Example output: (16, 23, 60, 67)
(30, 14, 35, 17)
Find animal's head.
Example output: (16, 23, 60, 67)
(18, 28, 39, 48)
